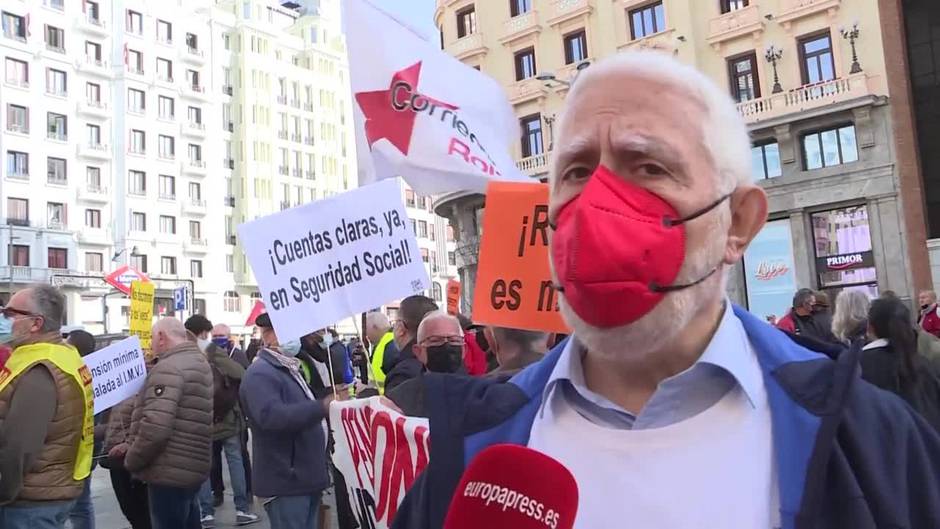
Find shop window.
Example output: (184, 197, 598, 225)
(811, 205, 877, 294)
(743, 219, 798, 324)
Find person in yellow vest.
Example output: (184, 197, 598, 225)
(365, 311, 398, 395)
(0, 284, 94, 528)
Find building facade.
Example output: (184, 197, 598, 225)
(433, 0, 931, 320)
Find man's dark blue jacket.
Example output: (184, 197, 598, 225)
(392, 307, 940, 529)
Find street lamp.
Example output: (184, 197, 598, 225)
(537, 60, 592, 88)
(765, 45, 784, 94)
(111, 245, 141, 263)
(841, 22, 862, 74)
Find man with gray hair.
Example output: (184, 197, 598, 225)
(0, 284, 95, 527)
(486, 327, 547, 378)
(364, 311, 397, 394)
(393, 50, 940, 528)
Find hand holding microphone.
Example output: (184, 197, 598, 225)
(444, 444, 578, 529)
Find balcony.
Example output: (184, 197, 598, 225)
(78, 185, 109, 203)
(156, 73, 175, 86)
(181, 122, 206, 138)
(6, 170, 29, 181)
(46, 219, 67, 231)
(546, 0, 593, 26)
(4, 78, 28, 91)
(777, 0, 841, 29)
(449, 33, 488, 61)
(5, 218, 31, 227)
(223, 158, 235, 169)
(291, 133, 302, 142)
(77, 143, 111, 160)
(77, 100, 109, 118)
(182, 160, 207, 177)
(517, 151, 552, 177)
(182, 199, 207, 216)
(224, 196, 236, 207)
(184, 238, 209, 253)
(500, 10, 541, 45)
(77, 227, 112, 246)
(278, 130, 289, 140)
(78, 56, 111, 78)
(0, 266, 57, 284)
(736, 73, 875, 126)
(707, 5, 764, 50)
(290, 99, 301, 108)
(508, 77, 547, 105)
(618, 28, 678, 54)
(303, 103, 314, 112)
(278, 165, 289, 176)
(127, 65, 145, 76)
(45, 44, 66, 55)
(277, 95, 288, 104)
(292, 168, 302, 177)
(183, 47, 205, 64)
(304, 136, 315, 146)
(6, 123, 28, 135)
(76, 15, 108, 37)
(181, 84, 207, 100)
(305, 170, 315, 179)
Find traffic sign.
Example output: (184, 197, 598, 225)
(174, 287, 186, 311)
(103, 265, 150, 296)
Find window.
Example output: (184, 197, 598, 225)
(128, 49, 143, 73)
(156, 58, 173, 82)
(87, 124, 101, 146)
(448, 251, 457, 266)
(405, 189, 416, 207)
(85, 209, 101, 228)
(803, 125, 858, 170)
(47, 113, 67, 141)
(447, 225, 455, 241)
(130, 212, 146, 231)
(46, 68, 67, 96)
(421, 248, 429, 263)
(47, 157, 66, 183)
(128, 88, 145, 113)
(7, 197, 28, 225)
(129, 170, 146, 195)
(520, 114, 543, 158)
(161, 256, 177, 275)
(5, 58, 27, 86)
(629, 2, 666, 40)
(6, 151, 28, 177)
(729, 52, 760, 102)
(159, 215, 176, 234)
(189, 220, 202, 240)
(564, 30, 588, 65)
(191, 260, 203, 278)
(158, 96, 175, 120)
(86, 1, 100, 23)
(456, 6, 476, 38)
(189, 182, 201, 200)
(47, 202, 66, 227)
(158, 135, 175, 159)
(127, 10, 143, 35)
(510, 0, 532, 17)
(85, 41, 102, 62)
(223, 291, 240, 312)
(417, 196, 427, 209)
(6, 104, 27, 133)
(187, 69, 201, 89)
(159, 174, 175, 199)
(48, 248, 67, 269)
(752, 141, 782, 180)
(130, 130, 146, 154)
(86, 82, 101, 104)
(721, 0, 749, 13)
(86, 167, 101, 190)
(812, 206, 877, 290)
(45, 25, 65, 52)
(10, 245, 28, 266)
(130, 254, 148, 272)
(185, 32, 198, 51)
(157, 20, 172, 43)
(188, 144, 202, 163)
(85, 252, 103, 272)
(514, 48, 536, 81)
(188, 106, 202, 125)
(799, 32, 835, 85)
(2, 12, 26, 40)
(418, 220, 428, 238)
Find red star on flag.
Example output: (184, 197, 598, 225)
(355, 61, 458, 156)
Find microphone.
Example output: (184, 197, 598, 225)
(444, 444, 578, 529)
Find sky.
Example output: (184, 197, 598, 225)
(370, 0, 438, 40)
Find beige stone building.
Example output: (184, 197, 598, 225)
(434, 0, 932, 319)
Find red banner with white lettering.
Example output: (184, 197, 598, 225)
(330, 398, 429, 529)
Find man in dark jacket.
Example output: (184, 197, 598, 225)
(239, 313, 333, 529)
(392, 52, 940, 529)
(485, 326, 547, 378)
(384, 296, 438, 392)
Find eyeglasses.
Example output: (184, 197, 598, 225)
(420, 335, 464, 348)
(1, 306, 39, 319)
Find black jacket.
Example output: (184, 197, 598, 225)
(384, 340, 423, 393)
(859, 342, 940, 432)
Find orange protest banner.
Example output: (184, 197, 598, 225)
(472, 182, 569, 333)
(446, 279, 461, 315)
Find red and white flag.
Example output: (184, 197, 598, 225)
(344, 0, 530, 196)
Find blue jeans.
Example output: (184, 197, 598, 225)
(0, 500, 76, 529)
(199, 434, 250, 515)
(264, 493, 322, 529)
(148, 484, 200, 529)
(68, 478, 95, 529)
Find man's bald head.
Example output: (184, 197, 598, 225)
(152, 318, 190, 357)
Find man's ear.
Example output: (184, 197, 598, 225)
(723, 185, 769, 265)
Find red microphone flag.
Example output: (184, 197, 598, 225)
(443, 444, 578, 529)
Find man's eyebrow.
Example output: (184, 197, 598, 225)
(553, 135, 598, 169)
(610, 134, 682, 164)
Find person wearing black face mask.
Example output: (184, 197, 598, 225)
(386, 311, 466, 418)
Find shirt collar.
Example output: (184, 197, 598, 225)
(862, 338, 888, 351)
(542, 300, 762, 417)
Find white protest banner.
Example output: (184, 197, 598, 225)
(83, 336, 146, 414)
(330, 398, 430, 529)
(237, 179, 429, 341)
(344, 0, 529, 196)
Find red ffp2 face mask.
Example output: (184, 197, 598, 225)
(550, 165, 729, 329)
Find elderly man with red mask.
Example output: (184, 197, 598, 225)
(391, 51, 940, 529)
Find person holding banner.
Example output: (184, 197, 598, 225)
(239, 313, 334, 529)
(0, 284, 95, 528)
(392, 51, 940, 529)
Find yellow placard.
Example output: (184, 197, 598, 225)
(128, 281, 155, 351)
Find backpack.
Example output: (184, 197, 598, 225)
(212, 363, 239, 424)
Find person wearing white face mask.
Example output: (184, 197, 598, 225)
(239, 313, 334, 529)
